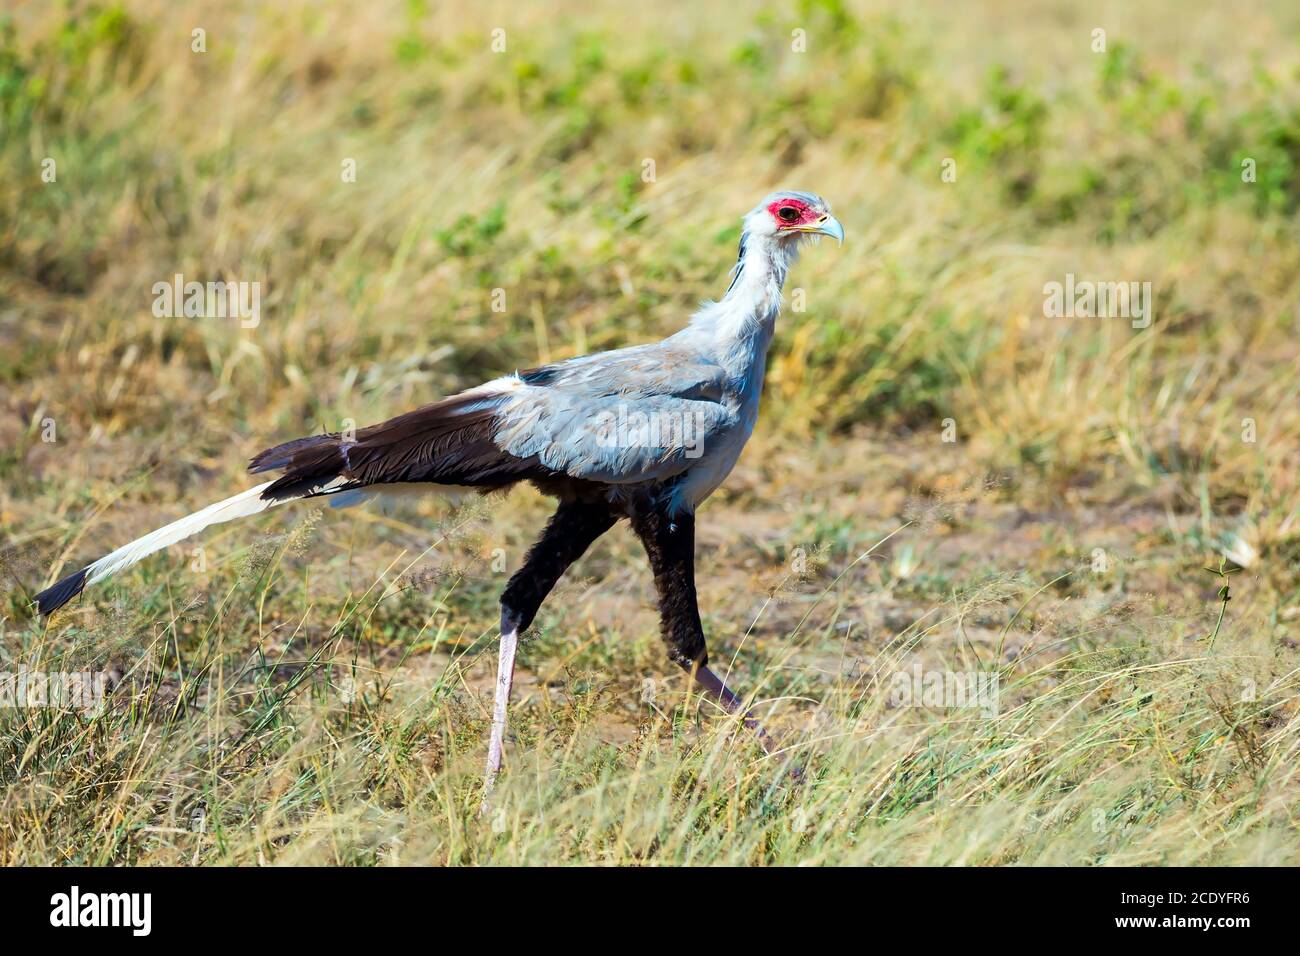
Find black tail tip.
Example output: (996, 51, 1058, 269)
(35, 567, 89, 617)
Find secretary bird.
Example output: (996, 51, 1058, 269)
(35, 190, 844, 794)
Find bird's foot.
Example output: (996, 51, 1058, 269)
(687, 663, 777, 751)
(683, 663, 810, 779)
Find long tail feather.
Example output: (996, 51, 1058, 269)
(38, 383, 540, 617)
(36, 480, 284, 616)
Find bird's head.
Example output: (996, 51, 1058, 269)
(742, 190, 844, 245)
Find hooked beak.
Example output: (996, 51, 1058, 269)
(800, 214, 845, 245)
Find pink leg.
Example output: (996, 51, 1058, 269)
(482, 616, 519, 806)
(687, 663, 775, 753)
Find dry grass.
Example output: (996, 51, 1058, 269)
(1, 0, 1298, 865)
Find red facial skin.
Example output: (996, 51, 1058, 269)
(766, 197, 820, 230)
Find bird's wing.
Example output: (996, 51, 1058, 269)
(494, 344, 736, 484)
(249, 343, 734, 496)
(514, 343, 727, 402)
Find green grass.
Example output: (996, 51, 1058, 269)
(1, 0, 1298, 865)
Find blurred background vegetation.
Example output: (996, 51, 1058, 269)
(3, 1, 1297, 465)
(0, 1, 1298, 864)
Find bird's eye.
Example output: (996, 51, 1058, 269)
(777, 206, 800, 223)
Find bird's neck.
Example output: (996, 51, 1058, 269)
(691, 232, 798, 365)
(722, 230, 798, 315)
